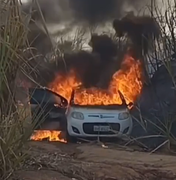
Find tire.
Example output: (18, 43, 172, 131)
(59, 115, 67, 131)
(66, 131, 77, 143)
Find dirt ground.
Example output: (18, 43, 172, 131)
(13, 140, 176, 180)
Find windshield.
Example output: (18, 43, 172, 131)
(70, 87, 127, 108)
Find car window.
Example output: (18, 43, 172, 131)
(29, 88, 67, 106)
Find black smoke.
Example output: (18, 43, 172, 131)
(113, 14, 161, 58)
(22, 0, 152, 25)
(26, 33, 122, 89)
(69, 0, 152, 24)
(69, 0, 119, 24)
(21, 0, 158, 90)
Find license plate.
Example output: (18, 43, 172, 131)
(93, 125, 110, 132)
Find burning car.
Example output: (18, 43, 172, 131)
(29, 53, 142, 142)
(66, 87, 133, 139)
(29, 86, 133, 141)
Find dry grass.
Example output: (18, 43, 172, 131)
(131, 0, 176, 150)
(0, 0, 42, 179)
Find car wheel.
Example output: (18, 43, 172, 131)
(59, 115, 67, 131)
(66, 131, 77, 143)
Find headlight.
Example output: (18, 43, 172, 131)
(118, 112, 129, 120)
(71, 112, 84, 120)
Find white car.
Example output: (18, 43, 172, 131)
(29, 87, 133, 140)
(66, 89, 133, 139)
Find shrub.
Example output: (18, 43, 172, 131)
(0, 0, 36, 179)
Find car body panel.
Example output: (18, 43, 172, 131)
(66, 89, 133, 138)
(66, 105, 132, 137)
(29, 87, 68, 130)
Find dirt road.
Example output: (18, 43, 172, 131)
(15, 141, 176, 180)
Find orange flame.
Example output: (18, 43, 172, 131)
(50, 54, 143, 105)
(30, 130, 67, 143)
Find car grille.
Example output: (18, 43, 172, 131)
(83, 123, 120, 135)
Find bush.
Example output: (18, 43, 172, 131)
(0, 1, 36, 179)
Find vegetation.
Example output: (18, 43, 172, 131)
(132, 0, 176, 151)
(0, 1, 36, 179)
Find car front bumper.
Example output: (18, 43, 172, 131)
(67, 117, 133, 138)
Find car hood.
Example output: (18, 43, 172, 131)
(68, 105, 128, 115)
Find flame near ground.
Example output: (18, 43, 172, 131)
(30, 130, 67, 143)
(30, 54, 143, 143)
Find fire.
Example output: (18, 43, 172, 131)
(30, 130, 67, 143)
(50, 54, 143, 105)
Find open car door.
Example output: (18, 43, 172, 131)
(29, 88, 68, 130)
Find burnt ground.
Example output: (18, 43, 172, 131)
(14, 141, 176, 180)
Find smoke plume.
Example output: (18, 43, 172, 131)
(20, 0, 158, 91)
(25, 33, 122, 89)
(113, 14, 161, 58)
(22, 0, 152, 26)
